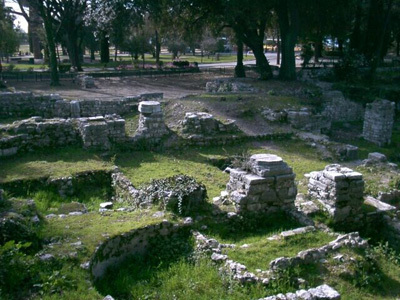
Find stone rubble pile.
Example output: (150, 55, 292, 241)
(362, 99, 395, 146)
(215, 154, 297, 214)
(206, 79, 256, 93)
(75, 74, 95, 88)
(134, 101, 169, 142)
(307, 165, 364, 223)
(269, 232, 368, 271)
(287, 108, 331, 133)
(259, 284, 341, 300)
(181, 112, 239, 135)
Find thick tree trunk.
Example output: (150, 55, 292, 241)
(100, 32, 110, 63)
(314, 39, 323, 63)
(39, 5, 59, 86)
(277, 31, 281, 65)
(235, 36, 245, 78)
(350, 1, 363, 52)
(338, 39, 344, 54)
(277, 0, 299, 81)
(29, 4, 43, 59)
(67, 31, 83, 71)
(397, 38, 400, 57)
(155, 30, 161, 68)
(114, 45, 118, 61)
(90, 48, 95, 61)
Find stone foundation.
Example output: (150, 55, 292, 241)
(75, 74, 95, 88)
(287, 108, 331, 133)
(0, 114, 126, 156)
(182, 112, 239, 135)
(221, 154, 297, 214)
(206, 79, 256, 93)
(322, 91, 364, 122)
(77, 115, 126, 150)
(362, 99, 395, 146)
(0, 91, 154, 118)
(308, 164, 364, 223)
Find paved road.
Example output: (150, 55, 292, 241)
(199, 52, 303, 68)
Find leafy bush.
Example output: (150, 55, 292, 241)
(58, 64, 71, 73)
(172, 61, 190, 68)
(301, 44, 314, 68)
(334, 51, 367, 82)
(139, 175, 207, 215)
(6, 64, 16, 72)
(0, 241, 36, 298)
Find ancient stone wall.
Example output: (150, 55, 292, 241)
(287, 109, 331, 133)
(308, 164, 364, 223)
(322, 91, 364, 122)
(182, 112, 239, 135)
(222, 154, 297, 214)
(0, 91, 160, 118)
(206, 79, 256, 93)
(77, 115, 126, 150)
(0, 115, 126, 156)
(0, 117, 79, 157)
(362, 99, 395, 146)
(111, 171, 140, 205)
(90, 221, 189, 279)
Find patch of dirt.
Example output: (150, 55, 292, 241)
(7, 73, 231, 100)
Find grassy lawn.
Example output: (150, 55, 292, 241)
(224, 231, 334, 273)
(2, 53, 255, 71)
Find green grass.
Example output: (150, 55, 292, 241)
(224, 231, 334, 273)
(124, 112, 140, 136)
(2, 53, 255, 71)
(0, 147, 113, 183)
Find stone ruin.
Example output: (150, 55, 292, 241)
(135, 101, 169, 142)
(181, 112, 239, 135)
(362, 99, 395, 146)
(77, 115, 126, 150)
(206, 79, 256, 93)
(322, 90, 364, 123)
(75, 74, 95, 88)
(308, 164, 364, 223)
(217, 154, 297, 214)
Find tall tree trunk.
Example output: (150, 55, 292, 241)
(338, 39, 344, 54)
(39, 4, 59, 86)
(100, 32, 110, 63)
(369, 0, 393, 81)
(90, 48, 95, 61)
(314, 38, 323, 63)
(29, 4, 43, 59)
(155, 29, 161, 68)
(350, 1, 363, 52)
(114, 45, 118, 61)
(67, 31, 83, 71)
(277, 0, 299, 81)
(397, 38, 400, 57)
(235, 35, 245, 78)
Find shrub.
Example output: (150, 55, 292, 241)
(58, 64, 71, 73)
(301, 44, 314, 68)
(139, 175, 207, 215)
(334, 51, 367, 82)
(172, 61, 190, 68)
(6, 64, 16, 72)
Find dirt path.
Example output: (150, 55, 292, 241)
(8, 73, 231, 100)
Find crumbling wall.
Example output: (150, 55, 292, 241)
(362, 99, 395, 146)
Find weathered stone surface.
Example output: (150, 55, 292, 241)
(221, 154, 296, 214)
(181, 112, 239, 135)
(308, 164, 364, 223)
(368, 152, 387, 162)
(322, 90, 364, 122)
(364, 196, 396, 212)
(363, 99, 395, 146)
(206, 79, 256, 93)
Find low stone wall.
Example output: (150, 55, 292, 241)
(260, 285, 341, 300)
(0, 115, 126, 156)
(182, 112, 239, 135)
(77, 115, 126, 150)
(287, 109, 331, 133)
(0, 117, 79, 157)
(220, 154, 297, 214)
(308, 165, 364, 223)
(0, 91, 163, 119)
(362, 99, 395, 146)
(206, 79, 256, 93)
(90, 221, 189, 279)
(322, 91, 364, 122)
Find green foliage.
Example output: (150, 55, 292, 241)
(58, 64, 71, 73)
(301, 44, 314, 68)
(334, 51, 367, 82)
(172, 60, 190, 68)
(139, 175, 207, 215)
(0, 241, 35, 299)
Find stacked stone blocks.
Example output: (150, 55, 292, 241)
(308, 164, 364, 223)
(182, 112, 239, 135)
(225, 154, 297, 213)
(136, 101, 168, 140)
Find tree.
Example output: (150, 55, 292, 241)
(0, 2, 20, 63)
